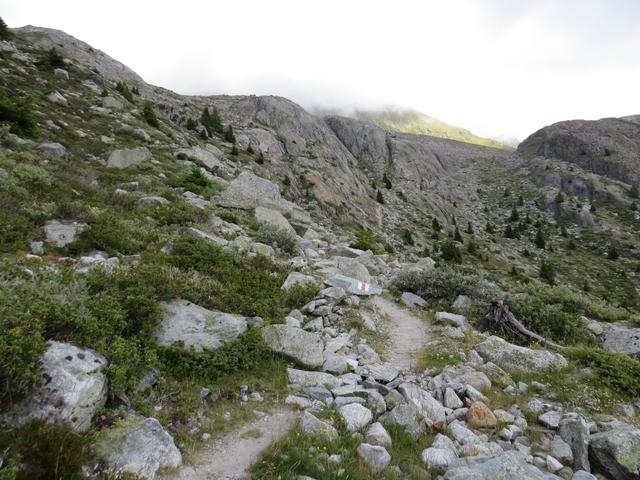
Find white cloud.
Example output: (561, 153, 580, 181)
(3, 0, 640, 140)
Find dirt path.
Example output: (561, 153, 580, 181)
(370, 296, 432, 372)
(162, 409, 298, 480)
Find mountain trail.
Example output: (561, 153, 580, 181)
(161, 408, 298, 480)
(370, 295, 432, 372)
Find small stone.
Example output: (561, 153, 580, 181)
(365, 422, 392, 448)
(356, 443, 391, 472)
(466, 401, 497, 429)
(546, 455, 563, 473)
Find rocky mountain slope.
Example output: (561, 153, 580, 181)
(1, 20, 640, 480)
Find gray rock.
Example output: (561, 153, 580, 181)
(107, 147, 153, 168)
(256, 206, 297, 236)
(366, 422, 392, 447)
(185, 227, 228, 246)
(435, 312, 468, 329)
(262, 325, 324, 368)
(46, 90, 67, 105)
(551, 436, 574, 466)
(444, 388, 464, 409)
(287, 368, 341, 388)
(176, 146, 223, 171)
(281, 272, 316, 290)
(453, 295, 471, 309)
(571, 471, 597, 480)
(355, 363, 399, 383)
(155, 300, 247, 352)
(401, 292, 427, 308)
(474, 336, 568, 374)
(44, 220, 87, 247)
(602, 325, 640, 358)
(442, 450, 562, 479)
(101, 96, 122, 110)
(547, 455, 563, 473)
(300, 411, 338, 441)
(137, 196, 169, 209)
(2, 341, 107, 432)
(324, 274, 382, 296)
(323, 353, 350, 374)
(386, 403, 426, 439)
(539, 411, 563, 429)
(304, 386, 333, 403)
(559, 414, 591, 472)
(422, 447, 457, 469)
(335, 396, 366, 408)
(589, 422, 640, 480)
(94, 415, 182, 479)
(53, 67, 69, 79)
(356, 443, 391, 473)
(30, 240, 44, 255)
(75, 252, 119, 274)
(339, 403, 373, 432)
(40, 142, 66, 157)
(398, 382, 446, 428)
(340, 261, 371, 283)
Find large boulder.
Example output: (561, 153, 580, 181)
(589, 423, 640, 480)
(324, 274, 382, 296)
(2, 341, 107, 432)
(602, 325, 640, 358)
(155, 300, 248, 352)
(176, 146, 223, 171)
(559, 414, 591, 471)
(281, 272, 316, 290)
(44, 219, 87, 247)
(398, 382, 446, 428)
(107, 147, 153, 168)
(213, 171, 281, 210)
(40, 142, 66, 157)
(474, 336, 568, 374)
(94, 415, 182, 479)
(466, 401, 497, 429)
(339, 403, 373, 432)
(255, 206, 296, 236)
(300, 411, 338, 441)
(262, 325, 324, 368)
(357, 443, 391, 473)
(287, 368, 341, 388)
(443, 450, 562, 479)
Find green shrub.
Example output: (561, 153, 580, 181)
(440, 240, 462, 262)
(540, 260, 555, 285)
(0, 87, 36, 136)
(224, 124, 236, 143)
(0, 421, 86, 480)
(349, 229, 384, 254)
(393, 265, 486, 303)
(141, 100, 159, 127)
(36, 48, 65, 72)
(376, 189, 384, 204)
(255, 223, 298, 254)
(173, 166, 219, 197)
(400, 228, 414, 245)
(568, 347, 640, 399)
(71, 213, 154, 255)
(115, 81, 134, 103)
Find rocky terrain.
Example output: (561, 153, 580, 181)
(1, 19, 640, 480)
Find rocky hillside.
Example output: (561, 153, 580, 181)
(518, 117, 640, 185)
(352, 108, 513, 150)
(1, 20, 640, 480)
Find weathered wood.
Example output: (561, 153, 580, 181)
(484, 300, 566, 351)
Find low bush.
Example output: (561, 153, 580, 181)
(0, 87, 37, 136)
(71, 213, 155, 255)
(173, 166, 219, 197)
(349, 229, 384, 254)
(36, 48, 65, 72)
(141, 100, 159, 127)
(392, 265, 488, 303)
(568, 347, 640, 399)
(255, 223, 298, 254)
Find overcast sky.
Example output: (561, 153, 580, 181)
(3, 0, 640, 140)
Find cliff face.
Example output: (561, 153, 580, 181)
(517, 117, 640, 185)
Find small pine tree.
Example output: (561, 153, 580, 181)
(383, 173, 392, 189)
(486, 223, 495, 234)
(116, 81, 134, 102)
(131, 86, 140, 95)
(141, 100, 159, 128)
(607, 246, 619, 260)
(452, 216, 457, 227)
(400, 229, 414, 245)
(201, 107, 212, 134)
(590, 203, 596, 213)
(534, 227, 546, 249)
(632, 202, 638, 211)
(224, 124, 236, 143)
(100, 87, 108, 97)
(504, 224, 515, 239)
(560, 225, 568, 237)
(432, 218, 442, 232)
(185, 118, 198, 130)
(230, 145, 239, 156)
(517, 195, 524, 206)
(630, 185, 640, 199)
(0, 17, 14, 41)
(453, 227, 463, 243)
(441, 240, 462, 263)
(210, 107, 224, 134)
(540, 260, 555, 285)
(504, 187, 511, 197)
(246, 144, 255, 154)
(555, 191, 565, 203)
(376, 189, 384, 204)
(467, 238, 478, 254)
(256, 151, 265, 164)
(465, 222, 474, 235)
(508, 206, 519, 222)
